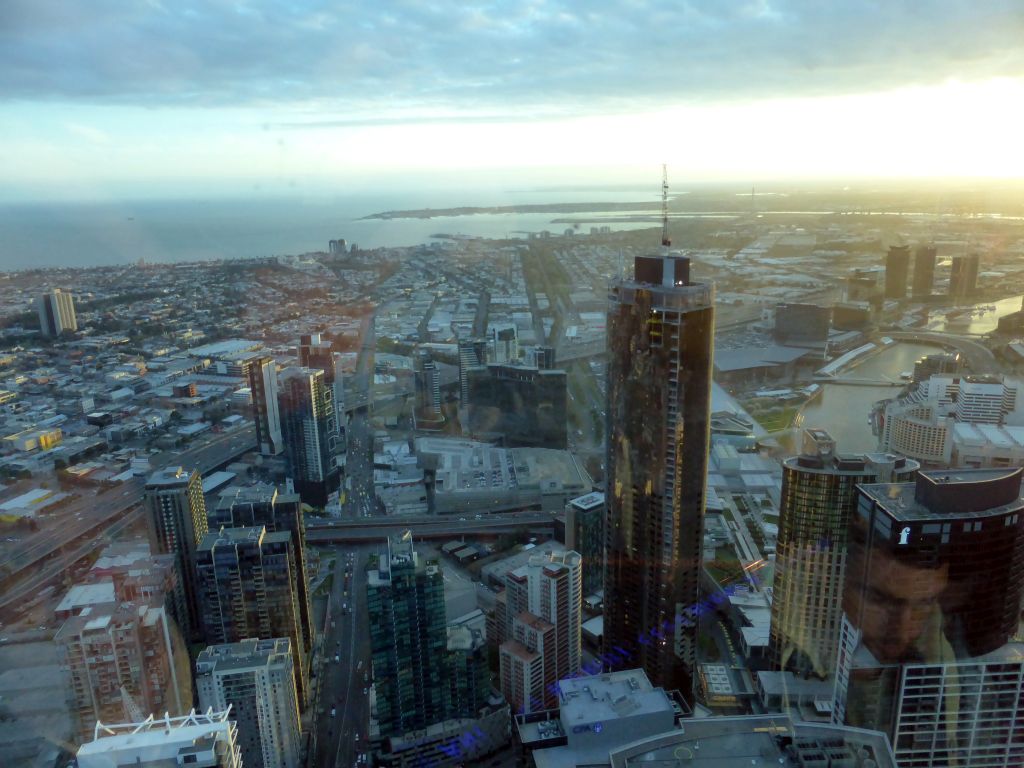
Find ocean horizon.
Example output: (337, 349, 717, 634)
(0, 187, 662, 272)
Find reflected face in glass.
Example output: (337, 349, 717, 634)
(849, 554, 948, 664)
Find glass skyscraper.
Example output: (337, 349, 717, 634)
(833, 468, 1024, 767)
(603, 251, 714, 706)
(770, 429, 918, 679)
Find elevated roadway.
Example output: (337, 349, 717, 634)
(306, 511, 558, 544)
(0, 426, 257, 614)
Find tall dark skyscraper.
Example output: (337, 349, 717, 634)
(277, 366, 340, 507)
(911, 244, 937, 297)
(367, 531, 450, 735)
(833, 468, 1024, 767)
(603, 251, 714, 706)
(212, 486, 313, 658)
(949, 253, 980, 299)
(769, 429, 918, 679)
(884, 245, 910, 299)
(145, 467, 209, 641)
(194, 526, 309, 707)
(298, 331, 345, 418)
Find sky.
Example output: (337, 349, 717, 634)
(2, 0, 1024, 200)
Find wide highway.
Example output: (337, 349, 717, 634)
(0, 425, 256, 609)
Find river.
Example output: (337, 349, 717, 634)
(789, 342, 943, 453)
(926, 293, 1024, 335)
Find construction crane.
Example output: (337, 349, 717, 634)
(661, 164, 671, 247)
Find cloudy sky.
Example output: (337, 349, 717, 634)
(3, 0, 1024, 198)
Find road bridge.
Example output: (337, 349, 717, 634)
(305, 512, 558, 544)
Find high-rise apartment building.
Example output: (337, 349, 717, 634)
(564, 492, 605, 595)
(954, 375, 1011, 424)
(247, 355, 283, 456)
(57, 599, 187, 746)
(769, 429, 918, 679)
(211, 486, 313, 656)
(196, 638, 302, 768)
(604, 251, 714, 705)
(443, 625, 492, 720)
(277, 365, 340, 507)
(465, 363, 568, 449)
(415, 349, 442, 419)
(948, 253, 980, 299)
(298, 331, 346, 419)
(833, 468, 1024, 767)
(367, 531, 449, 736)
(75, 709, 243, 768)
(912, 244, 937, 297)
(489, 323, 519, 364)
(457, 338, 489, 403)
(194, 526, 309, 707)
(885, 245, 911, 299)
(497, 550, 582, 712)
(145, 467, 208, 640)
(37, 288, 77, 336)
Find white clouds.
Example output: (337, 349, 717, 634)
(2, 2, 1023, 191)
(1, 1, 1022, 115)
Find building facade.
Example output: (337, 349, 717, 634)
(196, 638, 302, 768)
(367, 531, 450, 736)
(769, 429, 919, 679)
(57, 600, 187, 746)
(145, 467, 208, 640)
(194, 526, 309, 707)
(497, 550, 583, 712)
(604, 251, 714, 705)
(247, 355, 283, 456)
(912, 245, 937, 297)
(885, 245, 911, 299)
(37, 288, 77, 336)
(949, 253, 980, 299)
(211, 486, 312, 657)
(564, 492, 605, 595)
(773, 303, 831, 345)
(465, 363, 568, 449)
(833, 468, 1024, 767)
(277, 365, 340, 507)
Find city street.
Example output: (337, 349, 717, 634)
(310, 544, 374, 768)
(345, 310, 381, 518)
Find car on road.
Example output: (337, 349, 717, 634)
(334, 654, 340, 662)
(330, 707, 336, 717)
(363, 687, 368, 695)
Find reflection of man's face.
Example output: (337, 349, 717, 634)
(849, 554, 948, 664)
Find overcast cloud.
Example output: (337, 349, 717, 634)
(2, 0, 1023, 120)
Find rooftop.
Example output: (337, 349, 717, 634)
(195, 638, 292, 674)
(558, 669, 674, 725)
(76, 709, 237, 768)
(567, 492, 604, 511)
(608, 716, 897, 768)
(145, 466, 194, 487)
(859, 467, 1024, 521)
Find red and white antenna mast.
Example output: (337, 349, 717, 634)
(661, 164, 671, 247)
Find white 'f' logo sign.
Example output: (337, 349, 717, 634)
(898, 526, 911, 545)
